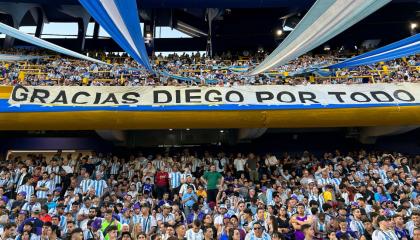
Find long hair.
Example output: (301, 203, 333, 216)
(269, 216, 279, 235)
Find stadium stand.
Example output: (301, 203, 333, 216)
(0, 0, 419, 240)
(0, 51, 418, 86)
(1, 148, 420, 240)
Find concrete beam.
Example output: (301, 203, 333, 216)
(96, 130, 127, 144)
(59, 5, 90, 51)
(238, 128, 268, 141)
(0, 3, 40, 48)
(359, 125, 419, 144)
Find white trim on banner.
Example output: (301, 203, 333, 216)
(8, 83, 420, 107)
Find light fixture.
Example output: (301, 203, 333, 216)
(276, 29, 283, 36)
(220, 130, 224, 133)
(411, 23, 418, 30)
(186, 128, 190, 131)
(324, 45, 331, 51)
(146, 33, 152, 38)
(169, 129, 173, 131)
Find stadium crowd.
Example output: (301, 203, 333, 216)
(0, 49, 418, 86)
(0, 149, 419, 240)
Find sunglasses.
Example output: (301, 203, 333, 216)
(254, 227, 262, 230)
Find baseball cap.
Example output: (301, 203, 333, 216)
(377, 216, 389, 223)
(32, 206, 41, 213)
(1, 196, 8, 203)
(162, 203, 172, 209)
(92, 218, 102, 230)
(133, 203, 141, 210)
(18, 191, 27, 197)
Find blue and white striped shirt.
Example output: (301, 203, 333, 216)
(36, 180, 52, 198)
(22, 202, 41, 212)
(110, 163, 120, 175)
(139, 215, 157, 234)
(132, 214, 142, 224)
(245, 232, 271, 240)
(80, 179, 93, 194)
(17, 184, 35, 201)
(169, 172, 182, 189)
(119, 215, 131, 225)
(90, 179, 108, 196)
(60, 215, 67, 233)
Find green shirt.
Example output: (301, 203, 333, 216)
(203, 171, 222, 190)
(101, 220, 122, 240)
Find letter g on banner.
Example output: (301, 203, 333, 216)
(11, 85, 29, 102)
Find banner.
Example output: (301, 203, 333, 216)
(8, 83, 419, 108)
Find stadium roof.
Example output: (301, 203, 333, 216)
(0, 0, 418, 53)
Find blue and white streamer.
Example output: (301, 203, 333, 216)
(79, 0, 152, 71)
(0, 22, 106, 65)
(328, 34, 420, 69)
(249, 0, 390, 75)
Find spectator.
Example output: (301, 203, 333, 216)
(372, 216, 398, 240)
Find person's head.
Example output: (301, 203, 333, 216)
(121, 232, 132, 240)
(253, 222, 264, 237)
(204, 214, 213, 224)
(301, 224, 314, 238)
(3, 223, 16, 237)
(328, 231, 338, 240)
(192, 220, 201, 233)
(229, 228, 241, 240)
(393, 215, 404, 226)
(163, 204, 172, 214)
(204, 227, 213, 239)
(257, 208, 265, 219)
(106, 225, 118, 240)
(230, 215, 239, 227)
(137, 232, 147, 240)
(412, 211, 420, 226)
(210, 165, 216, 172)
(363, 220, 373, 232)
(122, 224, 130, 232)
(21, 231, 30, 240)
(104, 209, 113, 221)
(70, 228, 83, 240)
(88, 207, 97, 219)
(42, 222, 52, 236)
(187, 185, 193, 194)
(339, 220, 347, 231)
(352, 208, 362, 219)
(176, 224, 186, 238)
(297, 203, 305, 215)
(165, 224, 175, 237)
(414, 228, 420, 240)
(377, 216, 390, 230)
(23, 222, 33, 233)
(67, 221, 75, 233)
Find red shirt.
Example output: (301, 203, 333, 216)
(155, 171, 169, 187)
(40, 214, 52, 223)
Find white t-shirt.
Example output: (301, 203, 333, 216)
(234, 158, 246, 172)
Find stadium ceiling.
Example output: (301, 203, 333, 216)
(0, 0, 418, 53)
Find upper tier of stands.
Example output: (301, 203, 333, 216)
(0, 49, 418, 86)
